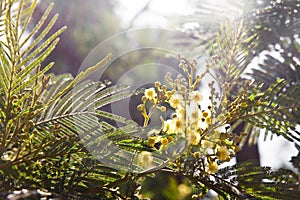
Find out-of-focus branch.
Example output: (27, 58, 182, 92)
(127, 0, 152, 28)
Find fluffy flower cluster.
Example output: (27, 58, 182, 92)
(137, 58, 244, 174)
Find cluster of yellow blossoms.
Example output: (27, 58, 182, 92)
(137, 58, 245, 174)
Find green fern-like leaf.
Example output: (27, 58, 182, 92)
(238, 79, 300, 142)
(0, 1, 150, 198)
(218, 161, 300, 199)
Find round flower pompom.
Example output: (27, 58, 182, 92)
(189, 90, 202, 104)
(174, 118, 185, 133)
(202, 111, 209, 118)
(163, 118, 183, 134)
(176, 107, 185, 119)
(217, 146, 230, 161)
(148, 136, 157, 148)
(193, 151, 201, 158)
(161, 137, 169, 146)
(189, 109, 201, 125)
(169, 93, 184, 109)
(202, 140, 214, 149)
(186, 127, 200, 145)
(144, 87, 157, 101)
(206, 161, 218, 174)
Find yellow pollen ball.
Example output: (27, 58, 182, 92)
(161, 137, 168, 146)
(137, 104, 144, 111)
(217, 146, 230, 161)
(187, 128, 200, 146)
(168, 136, 174, 142)
(160, 106, 166, 112)
(191, 110, 200, 121)
(202, 111, 209, 118)
(202, 140, 214, 149)
(207, 161, 218, 174)
(217, 114, 226, 121)
(206, 117, 211, 125)
(190, 90, 202, 104)
(175, 119, 182, 129)
(163, 123, 170, 133)
(141, 96, 147, 102)
(148, 137, 156, 147)
(194, 151, 201, 158)
(166, 91, 173, 98)
(144, 88, 157, 100)
(169, 94, 183, 109)
(155, 81, 161, 87)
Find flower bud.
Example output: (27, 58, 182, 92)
(155, 81, 161, 87)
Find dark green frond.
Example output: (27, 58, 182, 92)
(209, 20, 258, 89)
(219, 161, 300, 199)
(246, 0, 300, 89)
(0, 0, 65, 98)
(1, 0, 300, 199)
(228, 79, 300, 142)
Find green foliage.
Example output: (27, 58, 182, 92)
(247, 0, 300, 127)
(219, 161, 300, 199)
(209, 20, 257, 86)
(0, 0, 299, 199)
(242, 79, 300, 142)
(206, 17, 300, 144)
(0, 0, 143, 198)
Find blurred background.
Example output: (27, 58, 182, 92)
(32, 0, 299, 199)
